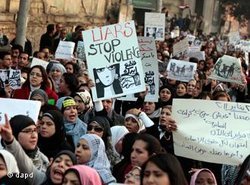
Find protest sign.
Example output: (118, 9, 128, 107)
(82, 20, 146, 101)
(0, 69, 21, 89)
(167, 59, 197, 82)
(119, 37, 159, 102)
(0, 98, 41, 124)
(144, 13, 165, 41)
(55, 41, 75, 60)
(172, 99, 250, 165)
(228, 31, 241, 45)
(209, 55, 243, 84)
(173, 37, 189, 57)
(76, 41, 86, 60)
(30, 57, 48, 69)
(187, 50, 205, 61)
(187, 34, 196, 44)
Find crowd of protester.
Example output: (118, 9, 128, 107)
(0, 6, 249, 185)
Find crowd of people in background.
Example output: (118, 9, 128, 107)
(0, 4, 250, 185)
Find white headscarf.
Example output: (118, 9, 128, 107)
(111, 126, 129, 155)
(125, 114, 145, 133)
(80, 134, 116, 184)
(0, 149, 19, 174)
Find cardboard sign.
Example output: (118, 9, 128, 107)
(173, 37, 189, 57)
(167, 59, 197, 82)
(209, 55, 243, 84)
(0, 98, 41, 124)
(144, 13, 165, 41)
(30, 57, 48, 69)
(55, 41, 75, 60)
(82, 21, 146, 101)
(172, 99, 250, 165)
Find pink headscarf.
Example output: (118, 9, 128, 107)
(190, 168, 217, 185)
(68, 165, 102, 185)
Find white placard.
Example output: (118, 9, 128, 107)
(172, 99, 250, 165)
(82, 21, 146, 101)
(55, 41, 75, 60)
(209, 55, 243, 84)
(30, 57, 48, 69)
(173, 37, 189, 57)
(167, 59, 197, 82)
(0, 98, 41, 124)
(144, 13, 165, 41)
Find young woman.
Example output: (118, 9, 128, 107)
(49, 62, 66, 93)
(75, 134, 116, 184)
(62, 165, 102, 185)
(190, 168, 217, 185)
(124, 166, 141, 185)
(234, 154, 250, 185)
(0, 114, 77, 185)
(38, 110, 73, 159)
(141, 153, 188, 185)
(13, 65, 58, 102)
(58, 73, 79, 97)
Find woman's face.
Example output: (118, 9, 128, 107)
(187, 80, 196, 95)
(96, 66, 116, 86)
(63, 105, 78, 123)
(18, 125, 38, 150)
(143, 102, 156, 115)
(0, 156, 7, 179)
(176, 83, 187, 96)
(143, 161, 170, 185)
(59, 77, 68, 93)
(87, 122, 104, 138)
(124, 117, 139, 133)
(75, 139, 91, 164)
(159, 88, 171, 102)
(39, 116, 56, 138)
(115, 138, 123, 154)
(74, 95, 86, 114)
(195, 171, 216, 185)
(62, 171, 80, 185)
(65, 64, 74, 74)
(131, 140, 149, 167)
(29, 68, 43, 87)
(159, 107, 171, 127)
(124, 167, 141, 185)
(51, 68, 63, 80)
(50, 154, 74, 184)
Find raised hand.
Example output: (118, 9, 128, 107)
(0, 114, 14, 143)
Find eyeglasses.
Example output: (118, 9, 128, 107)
(30, 72, 42, 77)
(20, 128, 38, 135)
(87, 125, 103, 133)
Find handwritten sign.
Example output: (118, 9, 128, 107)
(82, 21, 146, 101)
(55, 41, 75, 60)
(144, 13, 165, 41)
(167, 59, 197, 82)
(173, 37, 189, 57)
(0, 69, 21, 89)
(172, 99, 250, 165)
(0, 98, 41, 124)
(30, 57, 48, 69)
(119, 37, 159, 102)
(209, 55, 243, 84)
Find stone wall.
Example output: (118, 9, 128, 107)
(0, 0, 110, 52)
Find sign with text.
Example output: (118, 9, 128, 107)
(30, 57, 48, 69)
(144, 13, 165, 41)
(0, 98, 41, 124)
(173, 37, 189, 57)
(187, 50, 205, 61)
(76, 41, 86, 60)
(55, 41, 75, 60)
(167, 59, 197, 82)
(172, 99, 250, 165)
(82, 21, 146, 101)
(119, 37, 159, 102)
(0, 69, 21, 89)
(209, 55, 243, 84)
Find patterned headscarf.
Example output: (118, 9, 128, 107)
(79, 134, 116, 184)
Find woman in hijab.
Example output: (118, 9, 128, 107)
(62, 165, 102, 185)
(75, 134, 116, 184)
(190, 168, 217, 185)
(49, 62, 66, 93)
(8, 115, 49, 172)
(0, 149, 29, 184)
(38, 110, 73, 159)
